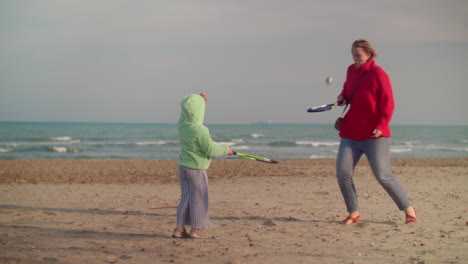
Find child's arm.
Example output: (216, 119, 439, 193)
(198, 126, 230, 157)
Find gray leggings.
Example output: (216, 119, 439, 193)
(336, 137, 411, 213)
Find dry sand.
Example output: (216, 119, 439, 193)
(0, 158, 467, 264)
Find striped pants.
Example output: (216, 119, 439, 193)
(175, 166, 212, 229)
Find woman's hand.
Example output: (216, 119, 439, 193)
(372, 129, 382, 138)
(337, 96, 346, 106)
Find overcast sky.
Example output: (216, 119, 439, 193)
(1, 0, 467, 125)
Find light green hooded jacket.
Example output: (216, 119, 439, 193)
(178, 94, 229, 170)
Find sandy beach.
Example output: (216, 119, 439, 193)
(0, 158, 467, 264)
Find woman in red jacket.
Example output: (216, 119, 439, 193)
(336, 39, 417, 224)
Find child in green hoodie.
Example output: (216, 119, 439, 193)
(173, 92, 233, 239)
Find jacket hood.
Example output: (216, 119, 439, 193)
(178, 94, 205, 127)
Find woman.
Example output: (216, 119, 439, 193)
(336, 39, 417, 225)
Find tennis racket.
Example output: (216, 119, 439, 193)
(307, 101, 344, 113)
(233, 151, 278, 164)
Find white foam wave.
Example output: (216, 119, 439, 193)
(250, 133, 264, 138)
(308, 154, 334, 159)
(214, 139, 245, 146)
(136, 141, 167, 146)
(48, 137, 80, 144)
(441, 147, 468, 152)
(0, 148, 13, 153)
(233, 145, 249, 150)
(297, 141, 340, 147)
(422, 144, 467, 151)
(51, 136, 73, 141)
(52, 147, 79, 153)
(402, 141, 420, 146)
(390, 147, 412, 153)
(215, 141, 237, 146)
(53, 147, 68, 153)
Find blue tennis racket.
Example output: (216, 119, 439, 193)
(307, 101, 344, 113)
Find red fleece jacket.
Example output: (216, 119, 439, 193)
(338, 60, 394, 140)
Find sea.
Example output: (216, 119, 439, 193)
(0, 122, 467, 160)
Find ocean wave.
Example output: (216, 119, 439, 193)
(436, 147, 468, 152)
(215, 141, 237, 147)
(8, 145, 81, 153)
(268, 141, 297, 147)
(27, 136, 80, 143)
(214, 139, 246, 146)
(136, 141, 167, 146)
(0, 144, 17, 153)
(51, 137, 81, 144)
(308, 154, 335, 159)
(401, 140, 420, 146)
(297, 141, 340, 147)
(51, 136, 74, 141)
(390, 147, 412, 153)
(250, 133, 264, 138)
(87, 140, 177, 146)
(52, 146, 80, 153)
(0, 148, 13, 153)
(232, 145, 249, 150)
(214, 139, 245, 146)
(420, 144, 468, 152)
(2, 136, 80, 143)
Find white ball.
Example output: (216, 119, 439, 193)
(326, 76, 333, 85)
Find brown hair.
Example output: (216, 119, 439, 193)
(352, 39, 377, 61)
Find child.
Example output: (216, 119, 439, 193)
(173, 92, 233, 239)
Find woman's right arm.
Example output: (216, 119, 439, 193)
(337, 68, 350, 105)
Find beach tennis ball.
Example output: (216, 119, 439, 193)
(326, 76, 333, 85)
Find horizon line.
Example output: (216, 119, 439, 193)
(0, 120, 467, 127)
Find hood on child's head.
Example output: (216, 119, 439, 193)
(178, 94, 205, 127)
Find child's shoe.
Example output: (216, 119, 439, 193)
(190, 229, 206, 239)
(172, 229, 190, 238)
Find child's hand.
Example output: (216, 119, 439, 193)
(200, 92, 208, 101)
(227, 147, 234, 155)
